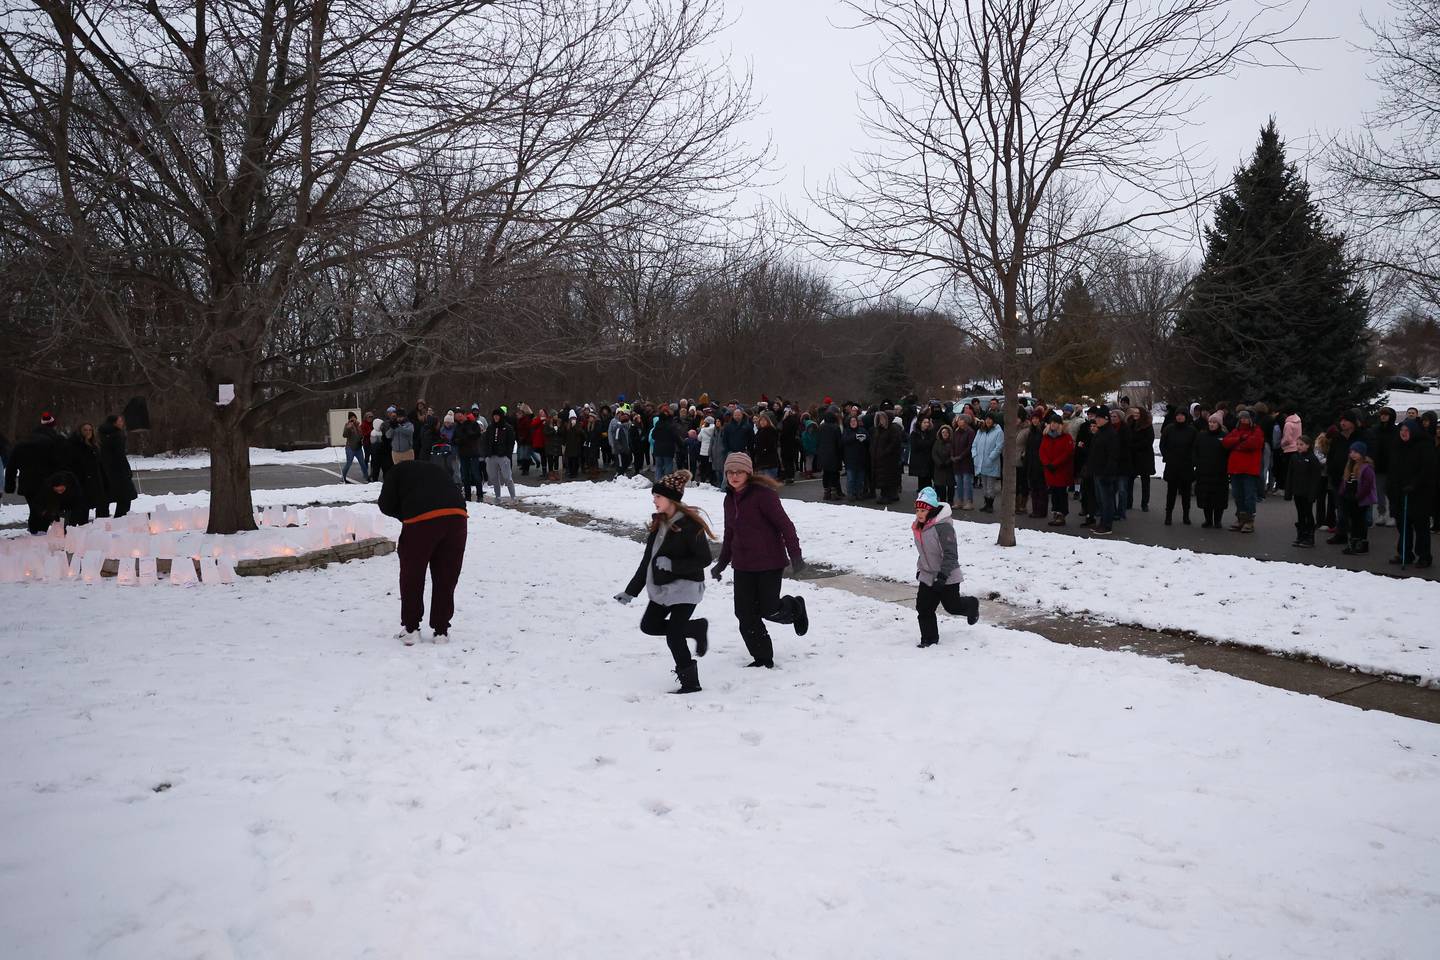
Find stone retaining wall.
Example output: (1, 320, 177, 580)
(91, 536, 395, 579)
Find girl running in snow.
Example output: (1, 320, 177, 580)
(614, 470, 715, 693)
(911, 486, 979, 647)
(711, 452, 809, 668)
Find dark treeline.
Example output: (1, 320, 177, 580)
(1, 237, 970, 451)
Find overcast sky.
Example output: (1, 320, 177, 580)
(716, 0, 1390, 278)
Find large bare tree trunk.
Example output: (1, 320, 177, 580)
(208, 404, 257, 534)
(996, 280, 1020, 547)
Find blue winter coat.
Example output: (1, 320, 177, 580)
(972, 425, 1004, 478)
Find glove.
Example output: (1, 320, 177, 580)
(932, 574, 947, 589)
(613, 593, 633, 605)
(710, 564, 726, 581)
(654, 556, 673, 572)
(791, 557, 807, 574)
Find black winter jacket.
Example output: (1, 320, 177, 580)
(97, 420, 136, 502)
(1286, 450, 1325, 501)
(816, 418, 844, 472)
(6, 427, 72, 498)
(870, 420, 904, 490)
(624, 513, 713, 597)
(1086, 424, 1126, 477)
(1390, 429, 1438, 514)
(454, 419, 485, 457)
(1193, 428, 1230, 487)
(377, 460, 466, 521)
(1159, 421, 1197, 482)
(652, 415, 684, 459)
(485, 418, 516, 457)
(70, 435, 106, 507)
(1128, 420, 1155, 475)
(752, 425, 780, 471)
(40, 470, 87, 518)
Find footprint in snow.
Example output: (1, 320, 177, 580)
(649, 737, 674, 752)
(739, 731, 764, 746)
(646, 800, 673, 817)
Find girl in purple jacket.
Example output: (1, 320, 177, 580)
(711, 452, 809, 668)
(1340, 441, 1378, 556)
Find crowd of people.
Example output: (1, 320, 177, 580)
(1, 412, 136, 534)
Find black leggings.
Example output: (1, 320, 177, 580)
(1165, 480, 1192, 518)
(639, 601, 706, 668)
(915, 581, 973, 643)
(731, 568, 800, 666)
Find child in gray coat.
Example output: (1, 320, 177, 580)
(911, 486, 980, 647)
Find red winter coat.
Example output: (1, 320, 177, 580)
(1221, 422, 1263, 476)
(1038, 432, 1075, 488)
(529, 417, 547, 450)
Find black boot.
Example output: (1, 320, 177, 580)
(671, 660, 701, 694)
(1326, 531, 1347, 545)
(1164, 511, 1173, 526)
(791, 596, 809, 637)
(693, 618, 708, 658)
(1291, 523, 1304, 547)
(917, 635, 938, 648)
(960, 595, 980, 625)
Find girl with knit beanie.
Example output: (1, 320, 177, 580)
(911, 486, 979, 647)
(711, 452, 809, 668)
(614, 469, 716, 694)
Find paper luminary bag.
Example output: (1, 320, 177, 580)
(151, 534, 179, 560)
(41, 552, 67, 582)
(80, 551, 105, 584)
(169, 558, 199, 586)
(114, 558, 137, 586)
(215, 558, 237, 585)
(136, 557, 159, 586)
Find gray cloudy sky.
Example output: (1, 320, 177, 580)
(719, 0, 1389, 252)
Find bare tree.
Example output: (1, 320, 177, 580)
(1092, 243, 1193, 395)
(805, 0, 1295, 546)
(0, 0, 759, 531)
(1331, 0, 1440, 310)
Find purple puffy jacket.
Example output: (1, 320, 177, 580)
(716, 482, 802, 572)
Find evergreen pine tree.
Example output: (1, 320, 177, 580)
(1175, 120, 1374, 425)
(1036, 277, 1118, 402)
(868, 347, 913, 402)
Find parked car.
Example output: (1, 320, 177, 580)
(1386, 375, 1430, 393)
(1419, 376, 1439, 389)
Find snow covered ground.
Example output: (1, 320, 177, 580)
(1383, 388, 1437, 414)
(1, 500, 1437, 958)
(127, 446, 346, 472)
(524, 477, 1440, 684)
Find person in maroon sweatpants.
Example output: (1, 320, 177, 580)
(378, 459, 468, 644)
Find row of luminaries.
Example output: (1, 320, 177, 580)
(0, 504, 390, 584)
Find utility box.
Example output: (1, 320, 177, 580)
(326, 408, 363, 447)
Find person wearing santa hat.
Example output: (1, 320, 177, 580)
(4, 412, 75, 533)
